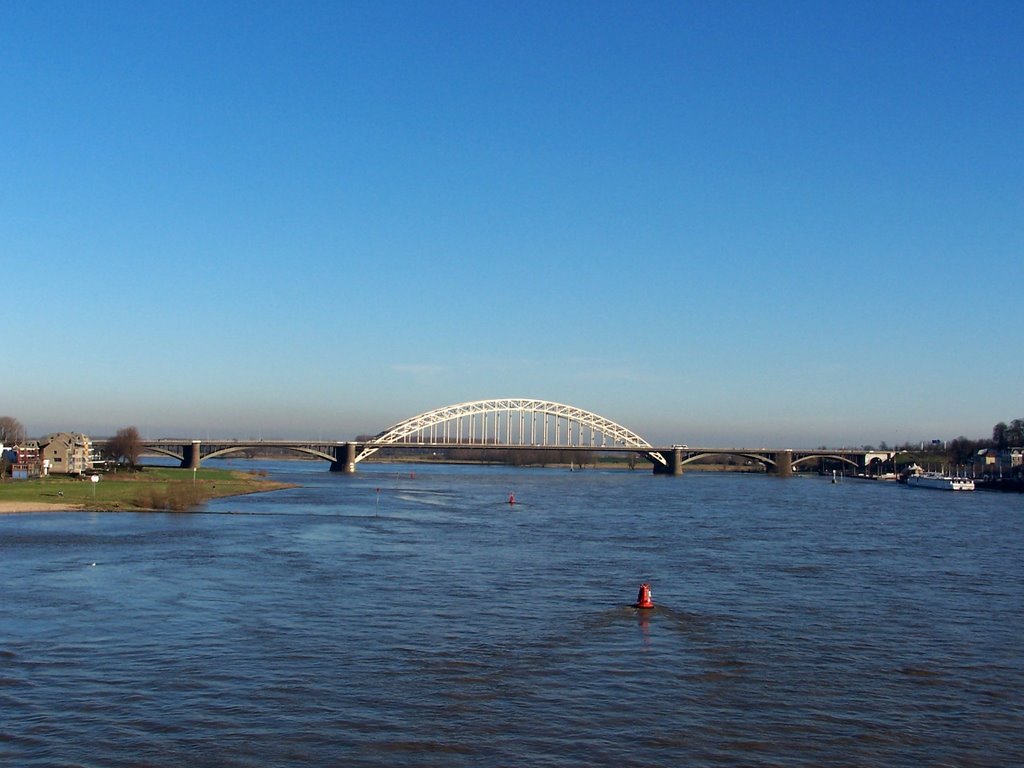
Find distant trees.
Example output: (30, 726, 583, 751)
(990, 419, 1024, 451)
(106, 426, 143, 468)
(993, 422, 1008, 449)
(947, 436, 981, 466)
(0, 416, 25, 445)
(935, 418, 1023, 470)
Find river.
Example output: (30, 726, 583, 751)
(2, 461, 1022, 766)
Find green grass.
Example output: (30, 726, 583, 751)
(0, 466, 292, 511)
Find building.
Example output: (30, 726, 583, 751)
(974, 447, 1024, 478)
(1010, 448, 1023, 469)
(4, 442, 41, 479)
(38, 432, 92, 475)
(975, 448, 999, 472)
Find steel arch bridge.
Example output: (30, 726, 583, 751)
(355, 398, 667, 468)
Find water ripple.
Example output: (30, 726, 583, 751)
(2, 464, 1022, 766)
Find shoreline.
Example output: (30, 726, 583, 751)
(0, 501, 85, 514)
(1, 466, 293, 514)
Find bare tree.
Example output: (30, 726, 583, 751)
(947, 436, 979, 467)
(0, 416, 26, 446)
(1009, 419, 1024, 447)
(107, 426, 143, 468)
(993, 421, 1009, 450)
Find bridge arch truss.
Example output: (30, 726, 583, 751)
(356, 398, 666, 467)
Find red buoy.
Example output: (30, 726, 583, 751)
(508, 493, 515, 505)
(634, 582, 654, 609)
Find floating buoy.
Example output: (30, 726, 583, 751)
(508, 493, 515, 505)
(634, 582, 654, 609)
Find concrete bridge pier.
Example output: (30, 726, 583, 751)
(330, 442, 357, 473)
(653, 447, 684, 475)
(181, 440, 202, 470)
(769, 449, 793, 476)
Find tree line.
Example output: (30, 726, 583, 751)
(365, 443, 597, 468)
(892, 418, 1024, 468)
(942, 418, 1023, 467)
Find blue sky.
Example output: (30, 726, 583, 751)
(2, 1, 1021, 447)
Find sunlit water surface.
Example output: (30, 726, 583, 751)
(2, 461, 1022, 766)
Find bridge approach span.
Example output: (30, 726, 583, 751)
(677, 448, 891, 474)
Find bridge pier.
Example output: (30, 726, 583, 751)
(181, 440, 202, 470)
(768, 449, 793, 476)
(330, 442, 357, 473)
(653, 448, 684, 476)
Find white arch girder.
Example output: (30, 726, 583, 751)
(357, 398, 666, 466)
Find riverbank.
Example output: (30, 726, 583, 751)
(0, 501, 85, 513)
(975, 477, 1024, 493)
(0, 466, 293, 512)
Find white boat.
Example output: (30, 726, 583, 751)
(906, 472, 975, 491)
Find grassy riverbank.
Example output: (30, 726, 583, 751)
(0, 466, 292, 512)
